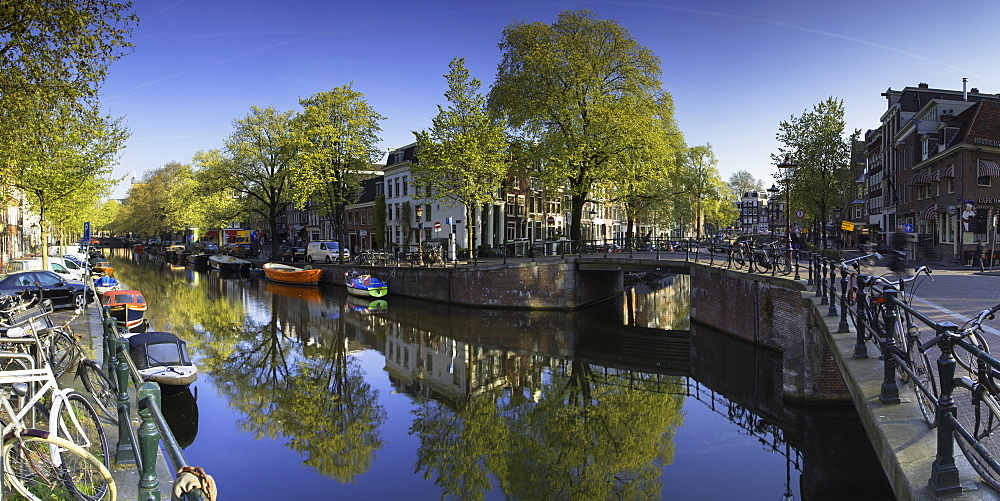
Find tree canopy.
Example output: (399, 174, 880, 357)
(489, 9, 676, 242)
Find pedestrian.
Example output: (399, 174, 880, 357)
(890, 226, 907, 273)
(976, 240, 985, 272)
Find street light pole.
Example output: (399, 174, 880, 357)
(767, 184, 779, 241)
(778, 156, 798, 259)
(415, 205, 424, 266)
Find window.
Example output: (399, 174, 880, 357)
(978, 176, 991, 187)
(947, 177, 954, 194)
(403, 176, 408, 195)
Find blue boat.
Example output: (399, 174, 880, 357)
(344, 272, 388, 298)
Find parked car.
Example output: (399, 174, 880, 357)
(5, 258, 85, 281)
(277, 246, 306, 262)
(196, 242, 219, 253)
(306, 241, 350, 263)
(0, 270, 92, 310)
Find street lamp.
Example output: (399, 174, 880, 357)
(415, 205, 424, 266)
(833, 208, 843, 249)
(778, 156, 797, 255)
(767, 184, 779, 240)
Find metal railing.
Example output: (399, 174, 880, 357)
(100, 311, 209, 501)
(837, 273, 1000, 495)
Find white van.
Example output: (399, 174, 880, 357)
(306, 241, 350, 263)
(5, 258, 85, 281)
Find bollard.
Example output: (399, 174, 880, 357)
(138, 382, 162, 501)
(880, 287, 901, 404)
(827, 262, 838, 317)
(819, 259, 829, 304)
(115, 336, 136, 464)
(807, 252, 814, 286)
(853, 275, 870, 359)
(838, 268, 850, 332)
(102, 313, 117, 374)
(793, 249, 801, 280)
(929, 322, 961, 495)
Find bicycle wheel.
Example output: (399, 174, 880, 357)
(3, 432, 116, 500)
(732, 250, 746, 269)
(954, 382, 1000, 491)
(53, 391, 111, 498)
(80, 360, 119, 425)
(48, 329, 78, 379)
(773, 253, 791, 275)
(909, 337, 938, 427)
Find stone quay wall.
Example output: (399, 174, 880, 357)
(689, 264, 851, 402)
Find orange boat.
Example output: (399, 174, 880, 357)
(101, 289, 148, 333)
(262, 262, 322, 285)
(91, 260, 115, 276)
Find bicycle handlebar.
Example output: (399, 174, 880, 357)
(873, 266, 934, 286)
(919, 302, 1000, 352)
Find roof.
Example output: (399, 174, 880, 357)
(127, 331, 184, 347)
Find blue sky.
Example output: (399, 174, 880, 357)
(101, 0, 1000, 198)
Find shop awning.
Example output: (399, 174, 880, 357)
(921, 204, 938, 220)
(943, 165, 955, 178)
(979, 159, 1000, 178)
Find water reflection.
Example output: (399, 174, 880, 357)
(161, 386, 199, 449)
(104, 249, 892, 499)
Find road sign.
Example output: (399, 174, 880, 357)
(434, 221, 441, 230)
(83, 222, 91, 243)
(547, 216, 555, 225)
(795, 210, 805, 219)
(903, 223, 914, 233)
(446, 216, 453, 225)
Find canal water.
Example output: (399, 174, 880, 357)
(105, 249, 895, 500)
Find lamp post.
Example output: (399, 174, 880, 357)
(778, 156, 797, 256)
(833, 208, 843, 250)
(767, 184, 779, 240)
(415, 205, 424, 266)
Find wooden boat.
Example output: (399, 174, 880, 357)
(208, 254, 252, 273)
(262, 262, 322, 285)
(101, 289, 148, 333)
(345, 272, 388, 298)
(90, 260, 114, 276)
(127, 331, 198, 386)
(186, 253, 210, 269)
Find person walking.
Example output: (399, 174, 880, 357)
(976, 240, 985, 272)
(890, 226, 907, 273)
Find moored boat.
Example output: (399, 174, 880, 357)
(186, 253, 210, 269)
(208, 254, 252, 273)
(93, 275, 121, 294)
(345, 272, 388, 298)
(101, 289, 148, 333)
(262, 262, 322, 285)
(127, 331, 198, 386)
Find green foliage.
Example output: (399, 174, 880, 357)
(414, 57, 509, 250)
(728, 170, 764, 199)
(489, 10, 672, 241)
(774, 97, 860, 247)
(373, 195, 387, 249)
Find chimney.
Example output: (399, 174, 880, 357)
(963, 77, 968, 100)
(918, 82, 929, 88)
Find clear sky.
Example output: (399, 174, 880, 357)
(100, 0, 1000, 198)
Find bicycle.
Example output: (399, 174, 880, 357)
(918, 303, 1000, 489)
(0, 355, 114, 499)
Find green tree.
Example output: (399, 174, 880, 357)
(774, 97, 860, 248)
(192, 149, 244, 244)
(291, 84, 384, 262)
(727, 170, 764, 199)
(113, 162, 194, 238)
(489, 10, 672, 242)
(414, 57, 509, 252)
(218, 105, 298, 258)
(373, 194, 387, 249)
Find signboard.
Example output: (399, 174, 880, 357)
(434, 221, 441, 230)
(946, 204, 958, 215)
(547, 216, 555, 225)
(840, 221, 855, 231)
(359, 230, 367, 237)
(795, 210, 805, 219)
(903, 223, 914, 233)
(83, 222, 91, 243)
(446, 216, 453, 225)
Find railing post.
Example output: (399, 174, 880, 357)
(853, 275, 870, 358)
(929, 321, 961, 495)
(827, 262, 838, 317)
(806, 252, 814, 286)
(137, 382, 162, 501)
(819, 258, 829, 304)
(101, 310, 116, 373)
(880, 287, 901, 404)
(793, 248, 801, 280)
(838, 267, 850, 332)
(115, 336, 136, 464)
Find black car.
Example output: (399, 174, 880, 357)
(0, 271, 92, 310)
(277, 246, 306, 262)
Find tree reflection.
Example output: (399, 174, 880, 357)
(411, 359, 685, 500)
(110, 252, 387, 482)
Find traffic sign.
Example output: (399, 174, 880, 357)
(547, 216, 555, 225)
(434, 221, 441, 230)
(795, 210, 805, 219)
(83, 222, 91, 243)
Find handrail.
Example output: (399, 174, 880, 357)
(101, 306, 210, 500)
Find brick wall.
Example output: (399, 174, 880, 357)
(690, 264, 851, 402)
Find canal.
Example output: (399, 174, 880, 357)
(105, 249, 895, 500)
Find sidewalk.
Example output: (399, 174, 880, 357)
(77, 301, 176, 500)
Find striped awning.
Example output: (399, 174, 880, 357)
(930, 169, 940, 182)
(943, 165, 955, 178)
(921, 204, 938, 220)
(979, 159, 1000, 178)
